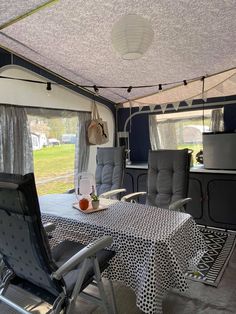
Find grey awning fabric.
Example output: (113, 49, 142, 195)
(122, 68, 236, 107)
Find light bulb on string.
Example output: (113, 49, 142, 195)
(46, 82, 52, 97)
(93, 85, 99, 94)
(127, 86, 132, 93)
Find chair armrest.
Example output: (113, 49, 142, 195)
(169, 198, 192, 212)
(99, 188, 126, 199)
(43, 222, 56, 233)
(121, 192, 146, 202)
(52, 236, 113, 280)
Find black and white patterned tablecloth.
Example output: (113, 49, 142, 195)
(40, 194, 205, 314)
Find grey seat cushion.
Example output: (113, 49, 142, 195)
(147, 149, 190, 208)
(0, 173, 64, 297)
(95, 147, 125, 196)
(52, 240, 115, 295)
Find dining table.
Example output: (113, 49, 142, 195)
(39, 193, 205, 314)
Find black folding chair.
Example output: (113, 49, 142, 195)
(0, 173, 117, 314)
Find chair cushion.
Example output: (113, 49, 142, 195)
(52, 240, 115, 295)
(0, 173, 64, 297)
(147, 149, 190, 208)
(95, 147, 125, 197)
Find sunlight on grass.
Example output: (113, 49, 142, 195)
(36, 179, 74, 195)
(33, 144, 75, 195)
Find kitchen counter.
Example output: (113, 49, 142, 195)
(126, 163, 236, 174)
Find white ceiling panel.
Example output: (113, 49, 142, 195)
(1, 0, 236, 103)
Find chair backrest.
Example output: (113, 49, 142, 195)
(147, 149, 191, 208)
(95, 146, 125, 196)
(0, 173, 64, 297)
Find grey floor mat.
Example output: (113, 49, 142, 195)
(1, 246, 236, 314)
(0, 285, 51, 314)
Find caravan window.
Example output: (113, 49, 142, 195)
(28, 111, 77, 195)
(149, 109, 218, 165)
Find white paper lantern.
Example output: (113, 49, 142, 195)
(111, 14, 154, 60)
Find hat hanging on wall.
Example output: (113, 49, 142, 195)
(111, 14, 154, 60)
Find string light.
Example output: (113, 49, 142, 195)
(0, 74, 206, 91)
(93, 85, 99, 93)
(46, 82, 52, 91)
(0, 69, 232, 95)
(127, 86, 132, 93)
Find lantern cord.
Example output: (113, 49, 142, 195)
(201, 76, 205, 131)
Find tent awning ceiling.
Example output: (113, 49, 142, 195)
(0, 0, 236, 105)
(0, 0, 49, 27)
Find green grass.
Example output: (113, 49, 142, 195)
(33, 142, 202, 196)
(33, 144, 75, 195)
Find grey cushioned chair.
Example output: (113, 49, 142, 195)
(95, 146, 126, 199)
(122, 149, 192, 212)
(70, 147, 126, 199)
(0, 173, 117, 314)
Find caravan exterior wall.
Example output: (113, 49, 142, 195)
(31, 133, 47, 150)
(62, 134, 76, 144)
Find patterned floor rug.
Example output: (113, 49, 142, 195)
(186, 226, 236, 287)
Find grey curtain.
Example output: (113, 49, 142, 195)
(149, 115, 161, 150)
(211, 108, 224, 132)
(26, 107, 77, 118)
(0, 105, 33, 174)
(74, 111, 91, 186)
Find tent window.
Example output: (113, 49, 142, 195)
(27, 109, 78, 195)
(149, 109, 220, 165)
